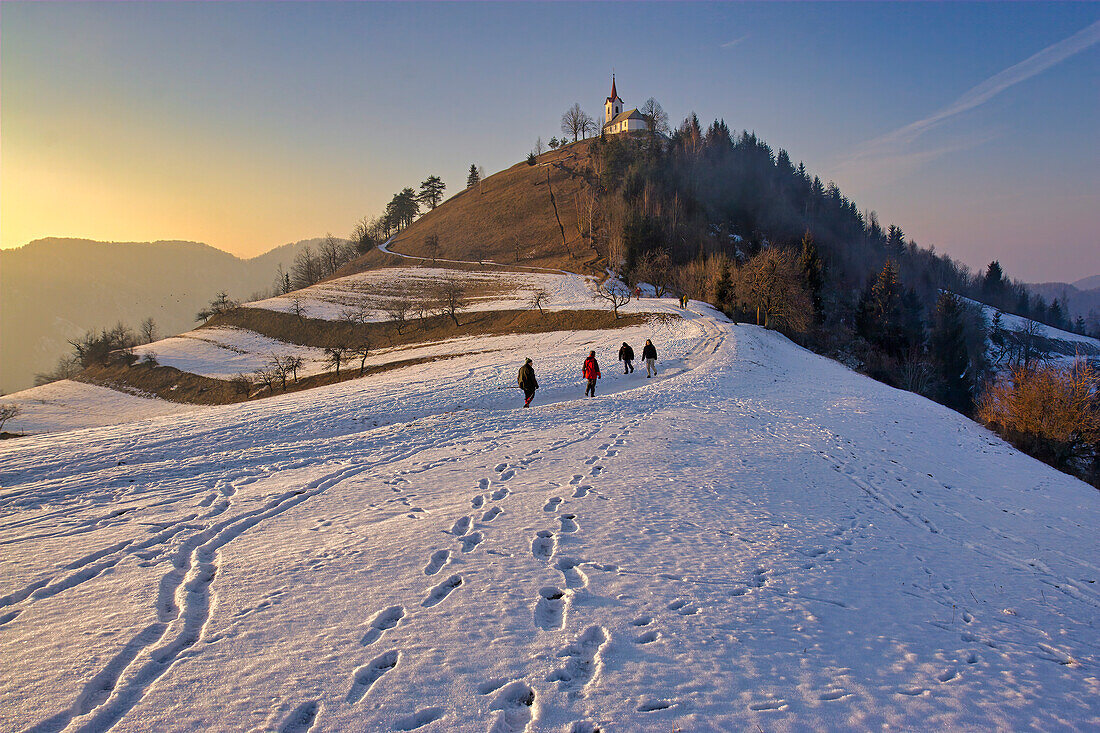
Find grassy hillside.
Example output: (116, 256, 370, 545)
(345, 141, 602, 276)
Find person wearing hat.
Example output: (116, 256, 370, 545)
(583, 350, 601, 397)
(518, 358, 539, 407)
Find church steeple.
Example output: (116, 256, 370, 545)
(605, 74, 623, 125)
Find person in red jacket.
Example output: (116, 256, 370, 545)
(583, 350, 601, 397)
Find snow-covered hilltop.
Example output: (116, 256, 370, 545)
(2, 268, 1099, 731)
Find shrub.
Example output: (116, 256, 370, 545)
(977, 360, 1100, 474)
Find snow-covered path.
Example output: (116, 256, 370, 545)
(2, 306, 1098, 731)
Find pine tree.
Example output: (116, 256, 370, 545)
(856, 261, 916, 356)
(929, 292, 972, 413)
(466, 164, 480, 189)
(983, 261, 1005, 298)
(417, 175, 446, 210)
(886, 225, 906, 256)
(798, 230, 824, 323)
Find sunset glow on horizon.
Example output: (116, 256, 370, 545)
(3, 2, 1097, 279)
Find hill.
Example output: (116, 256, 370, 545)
(1, 285, 1097, 730)
(0, 237, 317, 393)
(343, 141, 601, 278)
(1028, 279, 1100, 322)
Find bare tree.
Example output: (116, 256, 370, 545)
(530, 289, 550, 315)
(34, 355, 82, 386)
(290, 296, 306, 321)
(385, 297, 412, 334)
(424, 234, 441, 264)
(339, 304, 370, 324)
(252, 366, 278, 393)
(350, 339, 371, 375)
(639, 97, 670, 136)
(735, 247, 812, 332)
(323, 346, 348, 376)
(196, 292, 239, 323)
(267, 355, 290, 390)
(292, 245, 321, 289)
(581, 114, 597, 139)
(561, 103, 592, 143)
(318, 233, 343, 278)
(230, 373, 253, 397)
(635, 249, 672, 297)
(433, 278, 468, 326)
(0, 404, 22, 433)
(595, 279, 632, 319)
(139, 317, 158, 344)
(534, 136, 544, 156)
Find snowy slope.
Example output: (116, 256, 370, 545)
(0, 380, 203, 435)
(2, 301, 1099, 731)
(962, 296, 1100, 358)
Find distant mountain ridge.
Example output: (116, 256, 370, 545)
(1, 237, 319, 393)
(1027, 275, 1100, 321)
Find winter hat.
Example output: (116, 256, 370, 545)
(525, 358, 532, 364)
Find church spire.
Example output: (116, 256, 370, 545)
(609, 74, 618, 103)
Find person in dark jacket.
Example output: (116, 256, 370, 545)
(642, 339, 657, 378)
(618, 342, 635, 373)
(518, 358, 538, 407)
(583, 350, 601, 397)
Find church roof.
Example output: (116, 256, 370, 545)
(606, 75, 620, 103)
(604, 108, 646, 126)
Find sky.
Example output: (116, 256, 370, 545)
(3, 2, 1098, 283)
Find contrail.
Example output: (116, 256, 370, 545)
(721, 35, 748, 49)
(846, 19, 1100, 167)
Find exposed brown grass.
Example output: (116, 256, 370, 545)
(206, 306, 651, 351)
(338, 140, 604, 278)
(80, 354, 478, 406)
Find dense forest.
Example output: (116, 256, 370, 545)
(573, 117, 1099, 485)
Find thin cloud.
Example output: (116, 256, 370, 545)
(721, 35, 748, 49)
(837, 19, 1100, 179)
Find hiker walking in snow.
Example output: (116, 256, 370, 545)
(518, 358, 538, 408)
(618, 342, 635, 374)
(583, 350, 601, 397)
(642, 339, 658, 378)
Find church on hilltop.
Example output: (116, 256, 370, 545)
(602, 75, 649, 136)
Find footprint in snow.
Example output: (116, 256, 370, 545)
(543, 497, 563, 512)
(450, 516, 472, 536)
(535, 586, 566, 630)
(555, 556, 588, 589)
(568, 475, 584, 485)
(471, 495, 485, 509)
(489, 681, 536, 733)
(459, 531, 483, 553)
(360, 606, 405, 646)
(346, 650, 399, 704)
(560, 514, 579, 533)
(491, 487, 511, 501)
(532, 531, 555, 560)
(481, 506, 503, 522)
(424, 550, 450, 576)
(422, 575, 463, 608)
(278, 700, 320, 733)
(393, 707, 444, 731)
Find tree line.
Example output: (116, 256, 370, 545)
(562, 112, 1098, 485)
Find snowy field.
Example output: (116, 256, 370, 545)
(131, 328, 331, 380)
(0, 380, 203, 435)
(250, 267, 600, 323)
(2, 296, 1098, 731)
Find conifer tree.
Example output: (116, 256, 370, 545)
(798, 231, 824, 323)
(930, 292, 972, 413)
(466, 164, 480, 189)
(417, 175, 446, 210)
